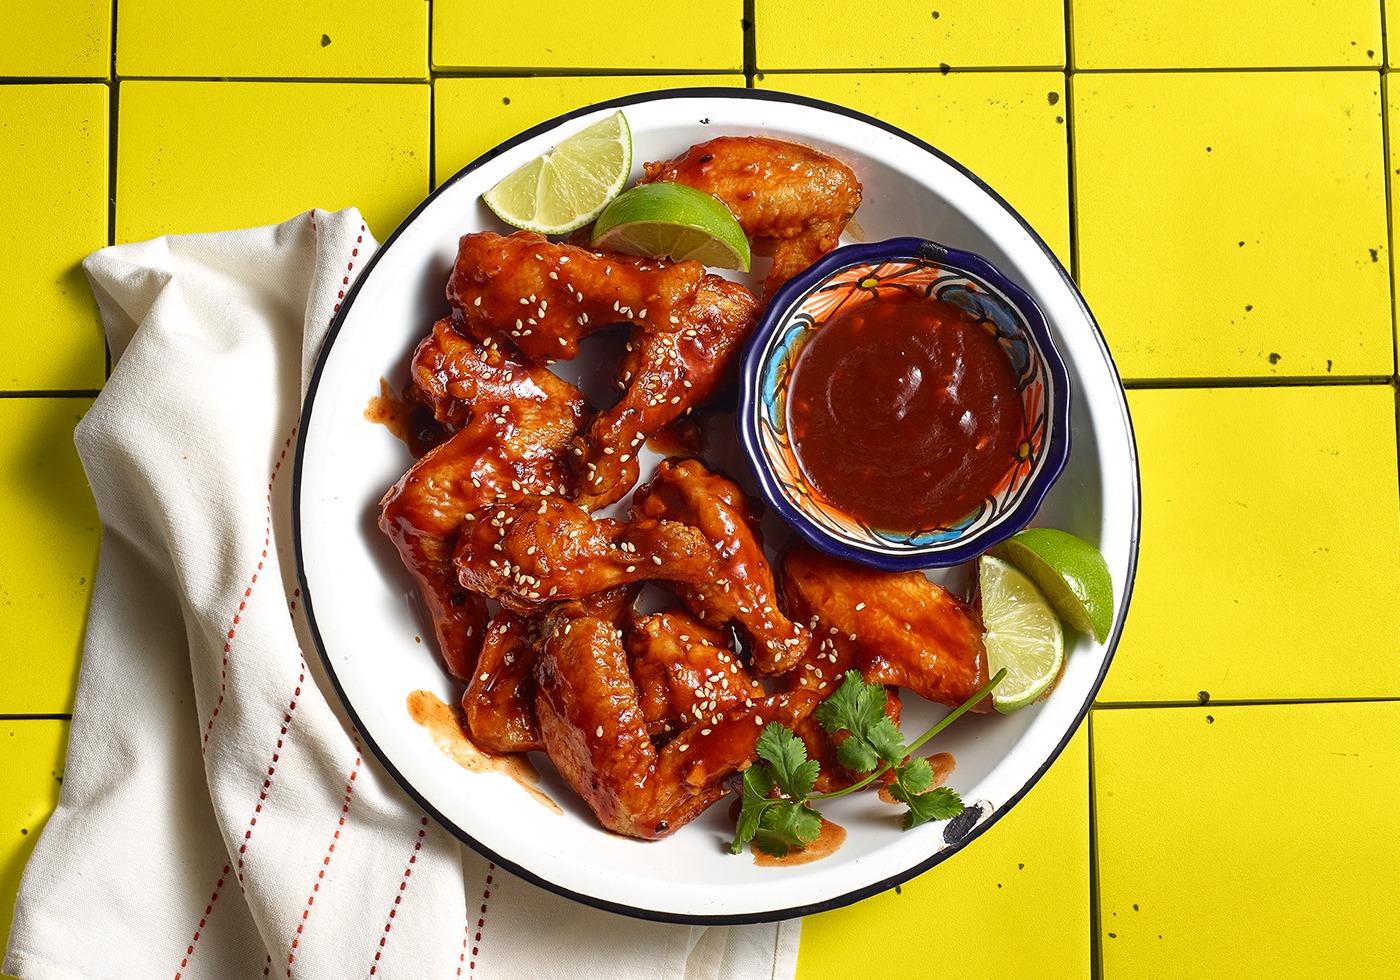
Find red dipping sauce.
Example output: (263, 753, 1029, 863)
(785, 294, 1025, 532)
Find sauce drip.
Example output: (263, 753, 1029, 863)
(365, 378, 447, 458)
(786, 295, 1025, 532)
(407, 689, 561, 814)
(751, 817, 847, 866)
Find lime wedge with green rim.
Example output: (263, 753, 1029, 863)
(590, 182, 751, 271)
(483, 110, 632, 235)
(979, 555, 1065, 714)
(987, 528, 1114, 643)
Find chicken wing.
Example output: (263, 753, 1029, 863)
(640, 136, 862, 298)
(632, 458, 810, 675)
(453, 494, 716, 614)
(533, 601, 818, 839)
(461, 608, 542, 754)
(572, 275, 760, 510)
(625, 610, 767, 740)
(781, 544, 991, 710)
(379, 324, 588, 681)
(446, 230, 704, 364)
(409, 315, 589, 458)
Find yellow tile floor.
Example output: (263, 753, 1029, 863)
(3, 3, 1399, 978)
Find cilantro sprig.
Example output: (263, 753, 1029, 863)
(729, 667, 1006, 856)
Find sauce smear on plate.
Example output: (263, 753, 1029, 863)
(786, 294, 1024, 532)
(407, 689, 561, 813)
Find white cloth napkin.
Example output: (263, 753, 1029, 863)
(4, 208, 801, 980)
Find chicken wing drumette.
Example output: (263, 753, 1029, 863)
(446, 230, 704, 364)
(639, 136, 862, 298)
(453, 494, 716, 615)
(632, 458, 810, 674)
(533, 601, 818, 839)
(573, 275, 760, 510)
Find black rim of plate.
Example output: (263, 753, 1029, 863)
(291, 86, 1142, 925)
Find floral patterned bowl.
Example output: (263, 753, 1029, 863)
(737, 237, 1072, 571)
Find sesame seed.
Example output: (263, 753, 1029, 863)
(596, 726, 604, 737)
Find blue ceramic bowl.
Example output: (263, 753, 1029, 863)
(737, 237, 1072, 571)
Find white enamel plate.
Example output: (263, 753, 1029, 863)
(294, 89, 1140, 923)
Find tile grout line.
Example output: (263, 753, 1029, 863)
(105, 0, 119, 380)
(1086, 707, 1103, 980)
(1093, 695, 1400, 710)
(742, 0, 756, 86)
(1064, 7, 1097, 977)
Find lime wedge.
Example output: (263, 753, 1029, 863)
(590, 182, 751, 272)
(987, 528, 1114, 643)
(483, 110, 632, 235)
(979, 555, 1065, 714)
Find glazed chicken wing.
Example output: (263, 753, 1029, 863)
(533, 602, 818, 839)
(461, 608, 542, 754)
(572, 275, 760, 510)
(446, 230, 705, 364)
(781, 545, 991, 710)
(453, 494, 716, 614)
(379, 336, 587, 681)
(640, 136, 862, 298)
(625, 610, 767, 740)
(632, 458, 810, 675)
(462, 586, 638, 755)
(409, 316, 589, 457)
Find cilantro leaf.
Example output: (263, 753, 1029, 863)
(729, 765, 778, 854)
(894, 756, 934, 796)
(893, 785, 964, 830)
(755, 722, 819, 800)
(753, 800, 823, 857)
(815, 671, 908, 772)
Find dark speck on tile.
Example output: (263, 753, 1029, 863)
(1245, 304, 1253, 312)
(1108, 933, 1118, 939)
(1206, 146, 1212, 152)
(1326, 359, 1333, 372)
(1198, 691, 1210, 704)
(20, 828, 27, 835)
(502, 96, 511, 105)
(1268, 352, 1281, 364)
(320, 33, 331, 47)
(939, 63, 951, 74)
(895, 883, 902, 894)
(1369, 248, 1379, 262)
(1048, 91, 1060, 105)
(1055, 116, 1064, 124)
(1134, 904, 1140, 911)
(1206, 715, 1214, 723)
(932, 10, 940, 18)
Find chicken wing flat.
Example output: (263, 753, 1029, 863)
(378, 348, 585, 686)
(625, 610, 767, 740)
(632, 458, 810, 675)
(453, 494, 716, 614)
(446, 230, 705, 364)
(533, 601, 818, 839)
(572, 275, 760, 510)
(781, 544, 991, 710)
(640, 136, 862, 298)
